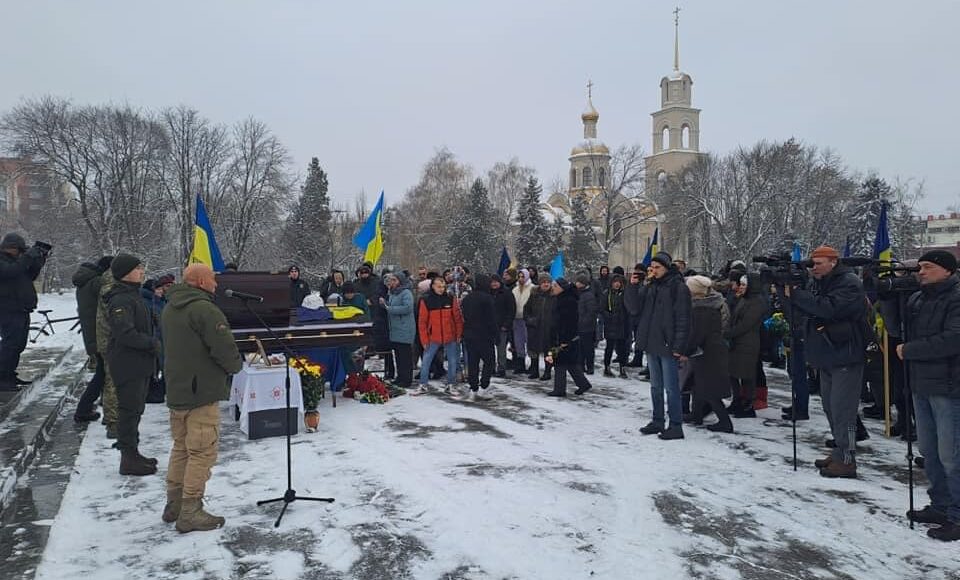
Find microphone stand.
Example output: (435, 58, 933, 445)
(896, 289, 916, 530)
(236, 297, 334, 527)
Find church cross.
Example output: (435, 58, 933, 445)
(587, 79, 593, 100)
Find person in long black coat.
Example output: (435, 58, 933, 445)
(545, 279, 591, 397)
(685, 276, 733, 432)
(725, 273, 768, 417)
(601, 274, 630, 378)
(461, 274, 498, 399)
(523, 275, 556, 380)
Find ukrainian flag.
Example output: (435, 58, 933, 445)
(872, 203, 892, 265)
(497, 247, 513, 276)
(641, 227, 660, 267)
(353, 191, 385, 265)
(188, 194, 225, 271)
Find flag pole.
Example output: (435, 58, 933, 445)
(882, 328, 891, 437)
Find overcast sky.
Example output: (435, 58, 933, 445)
(3, 0, 958, 213)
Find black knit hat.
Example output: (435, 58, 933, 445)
(554, 277, 570, 290)
(0, 233, 27, 251)
(96, 256, 114, 272)
(111, 253, 141, 280)
(612, 266, 625, 276)
(652, 251, 673, 269)
(918, 250, 958, 274)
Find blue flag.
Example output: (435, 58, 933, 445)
(842, 236, 852, 258)
(791, 241, 803, 263)
(549, 252, 565, 280)
(188, 194, 225, 272)
(497, 247, 512, 276)
(873, 203, 892, 264)
(353, 191, 385, 265)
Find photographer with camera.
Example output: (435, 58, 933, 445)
(0, 233, 50, 392)
(782, 245, 868, 478)
(895, 250, 960, 541)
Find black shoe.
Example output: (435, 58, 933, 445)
(74, 411, 101, 423)
(0, 380, 21, 392)
(658, 425, 685, 440)
(916, 456, 925, 469)
(584, 367, 595, 375)
(546, 391, 566, 398)
(618, 367, 628, 379)
(574, 385, 591, 396)
(640, 421, 665, 435)
(637, 369, 650, 379)
(856, 419, 871, 441)
(14, 375, 32, 386)
(603, 367, 614, 377)
(707, 422, 734, 433)
(825, 438, 836, 448)
(527, 372, 540, 380)
(928, 523, 960, 542)
(539, 371, 552, 381)
(732, 408, 756, 419)
(626, 357, 643, 367)
(494, 370, 506, 379)
(683, 413, 703, 425)
(907, 506, 950, 526)
(781, 409, 810, 421)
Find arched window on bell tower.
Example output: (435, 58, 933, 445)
(662, 126, 671, 151)
(570, 168, 577, 189)
(598, 167, 606, 188)
(583, 166, 593, 188)
(681, 125, 690, 149)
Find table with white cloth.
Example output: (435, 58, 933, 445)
(229, 363, 304, 438)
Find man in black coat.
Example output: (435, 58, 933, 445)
(0, 233, 48, 392)
(490, 274, 516, 378)
(575, 273, 599, 375)
(897, 250, 960, 540)
(545, 279, 591, 397)
(288, 265, 311, 307)
(72, 256, 113, 421)
(105, 254, 160, 476)
(784, 245, 867, 478)
(461, 274, 498, 401)
(629, 252, 691, 440)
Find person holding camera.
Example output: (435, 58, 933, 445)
(0, 233, 50, 392)
(896, 250, 960, 541)
(783, 245, 868, 478)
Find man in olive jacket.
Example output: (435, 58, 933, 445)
(105, 254, 159, 476)
(72, 256, 112, 422)
(161, 263, 241, 533)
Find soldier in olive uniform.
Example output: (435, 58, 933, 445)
(161, 263, 242, 533)
(96, 269, 120, 437)
(105, 254, 160, 476)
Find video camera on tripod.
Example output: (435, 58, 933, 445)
(852, 257, 921, 294)
(752, 253, 812, 286)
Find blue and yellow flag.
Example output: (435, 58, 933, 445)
(641, 227, 660, 267)
(188, 194, 225, 271)
(872, 203, 892, 265)
(353, 191, 385, 265)
(842, 236, 852, 258)
(792, 241, 803, 262)
(497, 247, 513, 276)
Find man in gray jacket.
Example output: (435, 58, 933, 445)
(898, 250, 960, 541)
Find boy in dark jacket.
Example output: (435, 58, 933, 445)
(602, 274, 630, 378)
(461, 274, 499, 401)
(490, 274, 516, 377)
(545, 279, 592, 397)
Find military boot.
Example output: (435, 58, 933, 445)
(105, 423, 118, 440)
(119, 449, 157, 476)
(136, 449, 158, 467)
(162, 487, 183, 523)
(176, 498, 225, 533)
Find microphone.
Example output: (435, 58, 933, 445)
(224, 289, 264, 302)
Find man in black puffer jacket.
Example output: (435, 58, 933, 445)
(629, 252, 691, 440)
(461, 274, 499, 401)
(72, 256, 113, 421)
(0, 233, 48, 392)
(489, 274, 516, 378)
(898, 250, 960, 541)
(785, 245, 867, 479)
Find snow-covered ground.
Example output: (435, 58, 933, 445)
(15, 294, 953, 580)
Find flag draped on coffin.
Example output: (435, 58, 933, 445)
(873, 203, 892, 265)
(641, 227, 660, 267)
(188, 194, 225, 271)
(497, 247, 512, 276)
(549, 252, 565, 280)
(353, 191, 385, 265)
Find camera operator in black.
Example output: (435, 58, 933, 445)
(783, 245, 868, 478)
(0, 233, 49, 392)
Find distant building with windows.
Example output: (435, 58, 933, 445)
(917, 212, 960, 258)
(0, 157, 68, 224)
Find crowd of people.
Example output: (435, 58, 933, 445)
(1, 227, 959, 541)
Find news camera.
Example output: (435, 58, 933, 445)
(752, 253, 810, 286)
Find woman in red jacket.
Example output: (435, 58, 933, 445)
(411, 276, 464, 396)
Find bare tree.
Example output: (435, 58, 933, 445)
(486, 158, 534, 242)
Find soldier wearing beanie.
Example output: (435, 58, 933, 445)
(71, 255, 113, 421)
(783, 245, 867, 478)
(898, 249, 960, 540)
(104, 253, 160, 476)
(0, 233, 49, 391)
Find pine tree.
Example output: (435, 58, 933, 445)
(284, 158, 331, 274)
(546, 212, 566, 268)
(567, 193, 599, 272)
(448, 178, 497, 270)
(516, 176, 548, 267)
